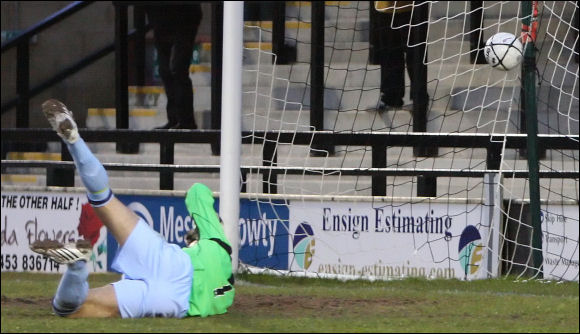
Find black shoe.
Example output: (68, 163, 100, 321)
(382, 99, 403, 108)
(377, 100, 404, 112)
(154, 122, 197, 130)
(154, 122, 178, 130)
(171, 122, 197, 130)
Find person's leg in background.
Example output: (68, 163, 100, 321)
(151, 4, 202, 130)
(171, 30, 197, 129)
(378, 13, 406, 109)
(167, 4, 202, 130)
(154, 30, 180, 129)
(406, 11, 429, 103)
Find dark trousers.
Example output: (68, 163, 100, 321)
(153, 27, 198, 128)
(378, 11, 428, 106)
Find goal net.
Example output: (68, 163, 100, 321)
(235, 1, 578, 281)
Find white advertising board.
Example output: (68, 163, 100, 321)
(541, 204, 579, 281)
(289, 200, 494, 280)
(1, 191, 107, 273)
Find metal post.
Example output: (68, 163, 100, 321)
(160, 142, 174, 190)
(411, 1, 436, 196)
(211, 1, 224, 155)
(47, 142, 74, 187)
(417, 176, 436, 197)
(310, 1, 334, 155)
(272, 1, 296, 64)
(134, 5, 146, 87)
(372, 144, 386, 196)
(469, 1, 486, 64)
(486, 141, 502, 171)
(14, 40, 46, 154)
(115, 3, 138, 154)
(263, 134, 278, 194)
(16, 42, 29, 129)
(311, 1, 324, 132)
(411, 1, 432, 156)
(484, 140, 502, 278)
(220, 1, 244, 273)
(368, 0, 380, 65)
(521, 0, 543, 278)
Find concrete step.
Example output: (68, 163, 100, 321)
(181, 1, 576, 72)
(111, 60, 577, 136)
(284, 1, 374, 25)
(85, 107, 161, 129)
(85, 100, 510, 134)
(118, 86, 572, 137)
(284, 1, 524, 29)
(1, 174, 46, 187)
(194, 60, 520, 90)
(450, 86, 579, 135)
(5, 152, 62, 161)
(140, 61, 525, 113)
(240, 10, 566, 46)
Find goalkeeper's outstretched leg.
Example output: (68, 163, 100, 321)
(31, 99, 234, 319)
(40, 99, 139, 246)
(32, 99, 190, 318)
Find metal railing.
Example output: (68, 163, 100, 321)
(2, 128, 578, 195)
(1, 1, 94, 124)
(2, 2, 578, 197)
(0, 1, 154, 131)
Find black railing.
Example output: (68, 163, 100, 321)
(2, 128, 578, 195)
(0, 1, 152, 130)
(211, 1, 224, 155)
(2, 2, 578, 199)
(469, 1, 487, 64)
(310, 0, 324, 133)
(1, 1, 94, 124)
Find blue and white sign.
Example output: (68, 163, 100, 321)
(289, 200, 492, 280)
(238, 199, 289, 270)
(111, 194, 290, 271)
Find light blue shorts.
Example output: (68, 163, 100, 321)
(111, 219, 193, 318)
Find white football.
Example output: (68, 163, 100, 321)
(484, 32, 524, 71)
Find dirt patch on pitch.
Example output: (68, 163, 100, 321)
(232, 293, 418, 317)
(1, 295, 51, 307)
(2, 292, 420, 318)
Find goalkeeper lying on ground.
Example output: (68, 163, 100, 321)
(30, 99, 235, 318)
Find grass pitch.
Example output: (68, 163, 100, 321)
(1, 271, 578, 333)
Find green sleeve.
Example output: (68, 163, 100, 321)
(185, 183, 229, 243)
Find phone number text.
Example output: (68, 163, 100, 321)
(1, 253, 61, 272)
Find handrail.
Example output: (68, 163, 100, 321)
(1, 44, 114, 114)
(2, 128, 578, 193)
(2, 160, 577, 180)
(1, 1, 96, 127)
(0, 0, 151, 135)
(2, 128, 578, 149)
(0, 1, 93, 53)
(1, 26, 148, 114)
(2, 2, 578, 197)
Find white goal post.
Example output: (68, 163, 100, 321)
(220, 1, 244, 273)
(220, 1, 579, 281)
